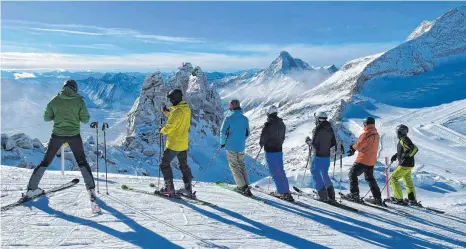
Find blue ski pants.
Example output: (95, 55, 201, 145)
(311, 156, 332, 190)
(265, 152, 290, 194)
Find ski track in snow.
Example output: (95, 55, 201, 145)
(1, 166, 465, 249)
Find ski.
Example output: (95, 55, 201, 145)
(338, 192, 410, 216)
(91, 201, 102, 214)
(1, 179, 80, 212)
(383, 198, 445, 214)
(252, 185, 296, 203)
(215, 181, 267, 203)
(121, 185, 213, 206)
(176, 190, 216, 207)
(292, 187, 359, 212)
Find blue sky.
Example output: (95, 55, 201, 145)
(1, 1, 462, 72)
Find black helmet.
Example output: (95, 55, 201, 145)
(167, 89, 183, 106)
(63, 79, 78, 92)
(229, 99, 241, 111)
(363, 117, 375, 126)
(396, 124, 409, 138)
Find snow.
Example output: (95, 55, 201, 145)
(1, 166, 465, 248)
(13, 72, 36, 80)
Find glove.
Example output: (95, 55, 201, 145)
(391, 154, 397, 163)
(305, 136, 312, 146)
(161, 105, 169, 113)
(347, 144, 356, 156)
(220, 144, 225, 149)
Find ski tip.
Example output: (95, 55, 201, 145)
(121, 184, 129, 190)
(215, 181, 222, 185)
(149, 183, 156, 188)
(292, 186, 302, 192)
(71, 178, 80, 184)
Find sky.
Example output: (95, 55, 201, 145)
(1, 1, 463, 72)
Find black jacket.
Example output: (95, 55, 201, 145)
(394, 135, 418, 167)
(311, 121, 337, 157)
(260, 114, 286, 152)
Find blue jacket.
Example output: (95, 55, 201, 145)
(220, 110, 250, 152)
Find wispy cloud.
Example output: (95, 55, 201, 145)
(1, 51, 273, 72)
(4, 20, 204, 43)
(59, 43, 120, 50)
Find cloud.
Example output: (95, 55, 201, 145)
(1, 51, 274, 72)
(13, 72, 36, 79)
(4, 20, 204, 43)
(59, 44, 120, 50)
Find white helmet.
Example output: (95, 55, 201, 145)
(314, 111, 328, 119)
(267, 105, 279, 115)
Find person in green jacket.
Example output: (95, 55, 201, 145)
(25, 80, 97, 203)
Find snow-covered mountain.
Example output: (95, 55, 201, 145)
(78, 73, 145, 110)
(241, 5, 466, 193)
(218, 51, 336, 113)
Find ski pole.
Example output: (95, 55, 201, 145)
(90, 121, 99, 193)
(380, 162, 395, 197)
(339, 144, 344, 203)
(192, 146, 222, 187)
(332, 145, 337, 180)
(102, 122, 109, 195)
(158, 117, 163, 190)
(362, 161, 394, 200)
(300, 144, 313, 188)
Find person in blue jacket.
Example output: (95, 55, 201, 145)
(220, 99, 252, 196)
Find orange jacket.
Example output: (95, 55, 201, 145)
(353, 124, 379, 166)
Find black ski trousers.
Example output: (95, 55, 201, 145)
(348, 162, 381, 199)
(160, 149, 193, 183)
(27, 134, 95, 190)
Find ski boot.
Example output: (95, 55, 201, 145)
(326, 186, 337, 204)
(317, 188, 329, 202)
(88, 188, 101, 213)
(233, 185, 253, 197)
(178, 181, 195, 199)
(157, 179, 176, 197)
(342, 192, 363, 203)
(389, 197, 407, 205)
(280, 193, 295, 203)
(24, 188, 44, 199)
(364, 196, 384, 206)
(406, 199, 422, 207)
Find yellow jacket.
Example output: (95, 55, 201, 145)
(161, 101, 191, 151)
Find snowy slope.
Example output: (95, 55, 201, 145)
(1, 166, 465, 249)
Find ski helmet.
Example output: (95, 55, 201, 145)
(229, 99, 241, 111)
(363, 117, 375, 126)
(396, 124, 409, 138)
(267, 105, 279, 115)
(63, 79, 78, 92)
(314, 111, 328, 123)
(167, 89, 183, 106)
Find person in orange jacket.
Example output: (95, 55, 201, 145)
(342, 117, 383, 205)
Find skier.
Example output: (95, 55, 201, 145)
(343, 117, 382, 205)
(304, 112, 337, 202)
(389, 124, 419, 205)
(220, 99, 252, 196)
(24, 80, 97, 205)
(259, 105, 294, 202)
(158, 89, 194, 197)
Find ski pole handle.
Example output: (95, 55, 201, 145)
(102, 122, 109, 131)
(90, 121, 99, 129)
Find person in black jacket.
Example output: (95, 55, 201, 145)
(390, 124, 419, 205)
(305, 111, 337, 202)
(260, 106, 294, 202)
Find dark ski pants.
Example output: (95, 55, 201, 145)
(160, 149, 193, 183)
(348, 162, 381, 199)
(27, 134, 95, 190)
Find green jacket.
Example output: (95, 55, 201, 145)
(44, 86, 90, 136)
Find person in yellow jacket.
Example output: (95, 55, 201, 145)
(158, 89, 193, 197)
(390, 124, 419, 205)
